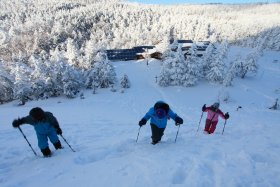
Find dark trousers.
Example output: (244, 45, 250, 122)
(150, 124, 165, 143)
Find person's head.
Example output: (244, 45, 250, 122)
(155, 108, 166, 119)
(29, 107, 45, 121)
(154, 101, 169, 119)
(211, 102, 220, 111)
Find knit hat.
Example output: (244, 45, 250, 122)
(212, 102, 220, 109)
(154, 101, 170, 113)
(29, 107, 45, 121)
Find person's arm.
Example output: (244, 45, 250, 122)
(219, 110, 229, 119)
(168, 109, 183, 125)
(139, 108, 153, 126)
(217, 109, 226, 119)
(47, 112, 62, 135)
(12, 116, 33, 128)
(204, 107, 211, 112)
(143, 108, 154, 121)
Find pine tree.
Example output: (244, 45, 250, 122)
(120, 74, 130, 89)
(61, 64, 83, 98)
(11, 62, 32, 105)
(65, 38, 80, 67)
(47, 49, 67, 97)
(155, 34, 172, 60)
(159, 44, 192, 87)
(85, 51, 116, 89)
(223, 68, 235, 87)
(0, 60, 14, 104)
(205, 42, 228, 84)
(158, 56, 173, 87)
(183, 44, 201, 86)
(241, 49, 259, 79)
(29, 55, 48, 100)
(202, 43, 216, 77)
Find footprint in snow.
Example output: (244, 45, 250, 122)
(172, 167, 187, 184)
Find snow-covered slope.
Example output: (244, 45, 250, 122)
(0, 47, 279, 187)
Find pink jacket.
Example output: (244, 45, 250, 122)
(204, 107, 225, 122)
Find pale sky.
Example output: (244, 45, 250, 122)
(128, 0, 279, 5)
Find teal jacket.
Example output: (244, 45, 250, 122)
(19, 112, 60, 134)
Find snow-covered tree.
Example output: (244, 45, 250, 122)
(158, 57, 174, 87)
(155, 34, 171, 56)
(205, 42, 228, 84)
(61, 64, 83, 98)
(202, 43, 216, 76)
(241, 49, 259, 79)
(28, 55, 48, 99)
(65, 38, 80, 67)
(85, 51, 116, 89)
(46, 53, 66, 97)
(120, 74, 130, 89)
(83, 38, 96, 69)
(229, 48, 259, 80)
(11, 62, 33, 105)
(228, 54, 244, 77)
(0, 60, 13, 103)
(159, 45, 193, 87)
(223, 67, 235, 87)
(183, 44, 201, 86)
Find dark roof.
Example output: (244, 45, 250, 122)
(178, 40, 193, 43)
(106, 46, 155, 61)
(198, 41, 210, 45)
(105, 40, 208, 61)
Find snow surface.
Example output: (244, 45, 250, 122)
(1, 47, 280, 187)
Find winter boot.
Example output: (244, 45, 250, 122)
(53, 141, 63, 150)
(41, 147, 52, 157)
(203, 130, 210, 134)
(151, 140, 159, 145)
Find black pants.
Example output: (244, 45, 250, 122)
(150, 124, 165, 143)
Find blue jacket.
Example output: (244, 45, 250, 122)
(143, 107, 178, 128)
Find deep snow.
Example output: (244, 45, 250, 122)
(0, 47, 280, 187)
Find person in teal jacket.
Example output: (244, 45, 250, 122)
(12, 107, 63, 157)
(139, 101, 183, 144)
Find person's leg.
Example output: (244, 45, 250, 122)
(209, 121, 218, 134)
(204, 119, 211, 133)
(150, 124, 165, 144)
(36, 133, 51, 157)
(158, 128, 165, 141)
(48, 127, 62, 149)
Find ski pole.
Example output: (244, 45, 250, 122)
(136, 126, 141, 143)
(18, 126, 37, 156)
(196, 111, 204, 132)
(175, 124, 181, 143)
(222, 120, 227, 135)
(59, 134, 75, 152)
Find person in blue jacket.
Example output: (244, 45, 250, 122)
(139, 101, 183, 144)
(12, 107, 63, 157)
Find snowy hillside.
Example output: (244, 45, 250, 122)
(1, 46, 280, 187)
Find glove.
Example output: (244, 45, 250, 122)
(56, 127, 62, 135)
(175, 116, 183, 125)
(224, 112, 230, 120)
(202, 104, 206, 112)
(138, 118, 147, 127)
(12, 118, 23, 128)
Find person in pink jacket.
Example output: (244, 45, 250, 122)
(202, 102, 229, 134)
